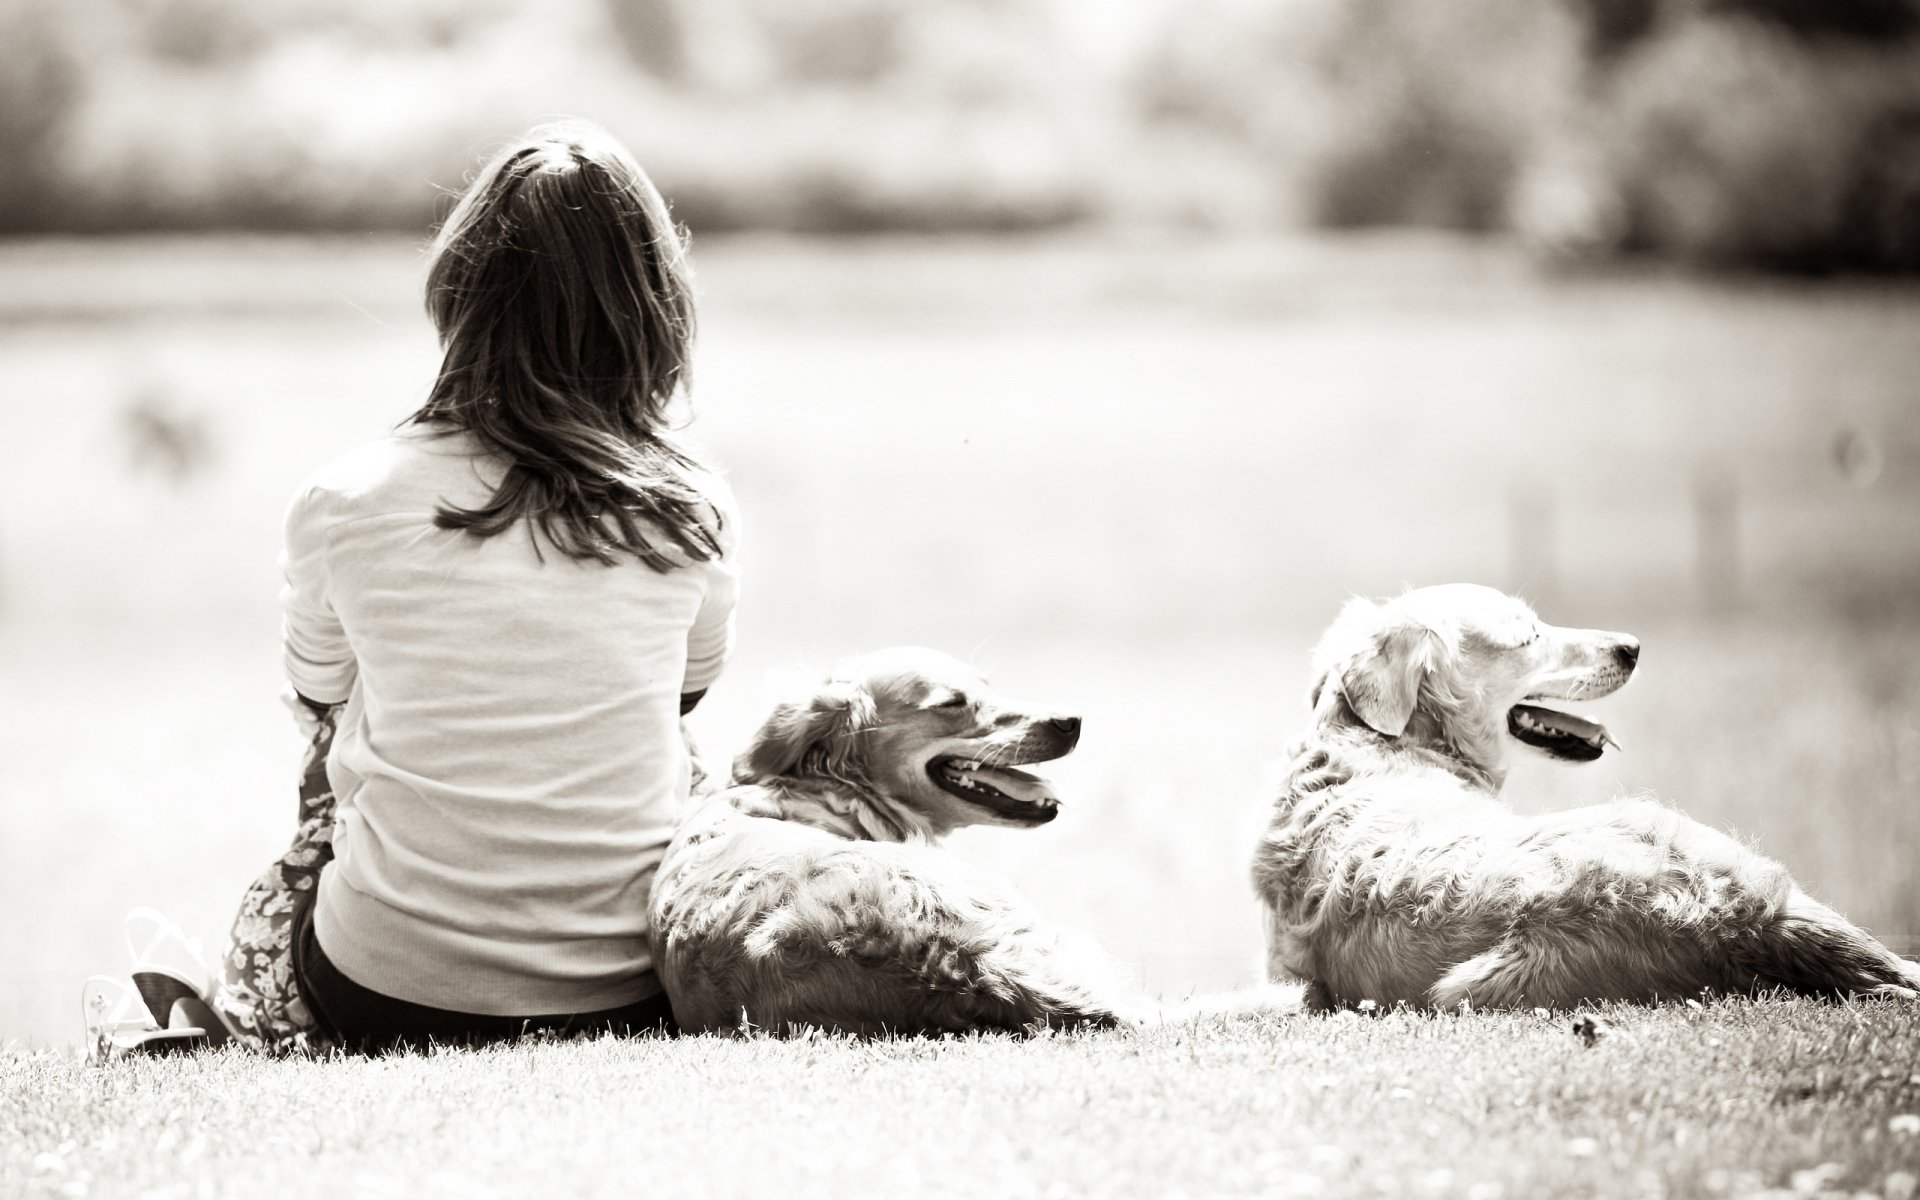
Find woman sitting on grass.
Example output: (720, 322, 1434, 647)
(108, 119, 740, 1056)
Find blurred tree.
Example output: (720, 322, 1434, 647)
(1840, 107, 1920, 270)
(1573, 0, 1662, 59)
(1575, 0, 1919, 57)
(1134, 0, 1584, 232)
(1593, 15, 1920, 270)
(740, 0, 908, 86)
(1702, 0, 1918, 41)
(0, 0, 82, 230)
(602, 0, 691, 81)
(127, 0, 269, 64)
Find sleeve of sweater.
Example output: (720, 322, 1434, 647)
(281, 481, 357, 704)
(682, 475, 741, 695)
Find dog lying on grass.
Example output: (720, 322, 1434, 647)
(649, 647, 1125, 1036)
(1252, 583, 1920, 1011)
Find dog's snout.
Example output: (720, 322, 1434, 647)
(1049, 716, 1082, 741)
(1614, 639, 1640, 670)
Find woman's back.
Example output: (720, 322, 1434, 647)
(287, 422, 738, 1016)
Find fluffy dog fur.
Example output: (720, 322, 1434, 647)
(1252, 583, 1920, 1011)
(649, 647, 1124, 1035)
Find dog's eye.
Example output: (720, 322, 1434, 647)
(926, 691, 968, 709)
(1484, 624, 1539, 651)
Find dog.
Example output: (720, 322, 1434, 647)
(648, 647, 1126, 1036)
(1251, 583, 1920, 1011)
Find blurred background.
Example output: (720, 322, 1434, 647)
(2, 0, 1917, 1048)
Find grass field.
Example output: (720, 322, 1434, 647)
(5, 999, 1920, 1199)
(0, 232, 1916, 1195)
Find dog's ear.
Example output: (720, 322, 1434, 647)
(734, 681, 878, 783)
(1337, 619, 1442, 737)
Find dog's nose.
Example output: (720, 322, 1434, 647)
(1049, 716, 1081, 740)
(1614, 639, 1640, 670)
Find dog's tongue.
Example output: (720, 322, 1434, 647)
(1511, 703, 1619, 750)
(968, 764, 1058, 805)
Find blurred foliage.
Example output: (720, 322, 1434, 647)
(1594, 16, 1920, 269)
(0, 0, 1108, 234)
(0, 0, 81, 229)
(1135, 0, 1589, 233)
(2, 0, 1918, 268)
(1139, 0, 1920, 269)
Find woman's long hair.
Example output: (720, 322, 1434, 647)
(410, 119, 721, 571)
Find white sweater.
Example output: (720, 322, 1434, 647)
(281, 424, 739, 1015)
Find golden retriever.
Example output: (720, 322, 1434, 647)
(1252, 583, 1920, 1011)
(649, 647, 1126, 1035)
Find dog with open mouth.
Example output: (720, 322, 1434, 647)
(649, 647, 1124, 1035)
(1252, 583, 1920, 1011)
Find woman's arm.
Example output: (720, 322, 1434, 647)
(681, 481, 740, 699)
(282, 484, 357, 705)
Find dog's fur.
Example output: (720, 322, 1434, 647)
(1252, 583, 1920, 1010)
(648, 647, 1125, 1035)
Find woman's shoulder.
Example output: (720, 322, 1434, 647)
(692, 465, 741, 555)
(290, 424, 482, 511)
(663, 441, 740, 558)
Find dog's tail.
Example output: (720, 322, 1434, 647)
(1732, 892, 1920, 999)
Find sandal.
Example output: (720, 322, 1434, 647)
(124, 908, 237, 1045)
(130, 966, 234, 1046)
(82, 976, 210, 1064)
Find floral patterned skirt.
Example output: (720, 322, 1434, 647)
(209, 703, 340, 1054)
